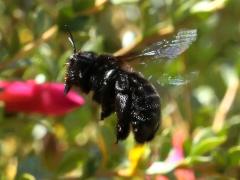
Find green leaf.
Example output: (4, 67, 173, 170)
(192, 128, 215, 145)
(33, 8, 51, 37)
(57, 6, 89, 31)
(228, 146, 240, 166)
(82, 148, 102, 178)
(81, 36, 104, 52)
(19, 173, 36, 180)
(110, 0, 139, 5)
(10, 30, 20, 54)
(62, 106, 92, 143)
(72, 0, 95, 12)
(190, 0, 228, 14)
(57, 148, 89, 174)
(220, 65, 238, 87)
(185, 156, 212, 165)
(17, 155, 51, 179)
(190, 136, 226, 156)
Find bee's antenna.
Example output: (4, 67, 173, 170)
(65, 25, 77, 54)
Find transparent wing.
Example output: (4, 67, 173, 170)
(118, 29, 197, 61)
(141, 29, 197, 59)
(155, 71, 199, 87)
(116, 29, 198, 87)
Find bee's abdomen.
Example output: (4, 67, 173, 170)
(129, 73, 161, 143)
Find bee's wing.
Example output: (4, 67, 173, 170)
(154, 71, 199, 87)
(116, 29, 198, 88)
(117, 29, 197, 62)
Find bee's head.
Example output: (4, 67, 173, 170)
(64, 28, 96, 95)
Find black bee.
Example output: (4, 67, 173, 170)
(64, 29, 197, 143)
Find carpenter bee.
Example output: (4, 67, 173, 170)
(64, 29, 197, 143)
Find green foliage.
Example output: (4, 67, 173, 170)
(190, 130, 226, 156)
(0, 0, 240, 179)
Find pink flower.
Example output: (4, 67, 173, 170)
(166, 129, 185, 163)
(0, 80, 84, 116)
(147, 129, 196, 180)
(174, 168, 195, 180)
(168, 130, 195, 180)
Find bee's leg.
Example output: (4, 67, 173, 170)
(94, 83, 115, 120)
(115, 92, 131, 143)
(114, 75, 131, 143)
(100, 102, 114, 120)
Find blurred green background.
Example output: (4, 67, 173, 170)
(0, 0, 240, 179)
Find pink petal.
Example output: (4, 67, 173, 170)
(166, 148, 184, 163)
(174, 168, 196, 180)
(0, 80, 84, 116)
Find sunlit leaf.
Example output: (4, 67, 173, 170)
(110, 0, 139, 4)
(191, 0, 228, 13)
(190, 136, 226, 156)
(192, 128, 215, 145)
(220, 65, 238, 87)
(184, 156, 212, 165)
(228, 146, 240, 166)
(20, 173, 36, 180)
